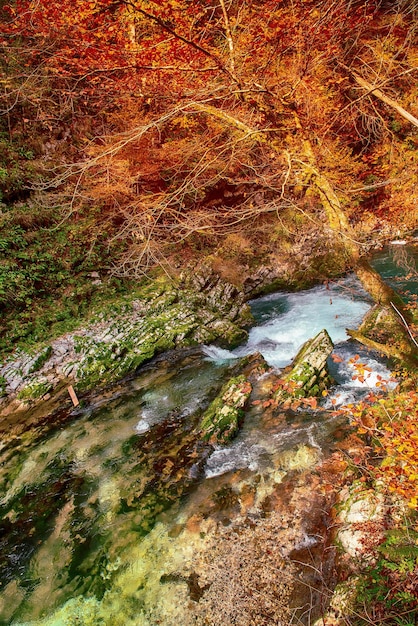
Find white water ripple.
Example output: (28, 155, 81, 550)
(204, 280, 371, 369)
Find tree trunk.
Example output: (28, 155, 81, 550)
(355, 258, 411, 319)
(292, 112, 352, 235)
(192, 103, 414, 343)
(352, 73, 418, 129)
(289, 112, 415, 354)
(347, 329, 413, 363)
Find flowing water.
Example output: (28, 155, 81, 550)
(0, 246, 416, 625)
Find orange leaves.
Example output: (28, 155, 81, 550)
(251, 398, 276, 409)
(301, 396, 318, 410)
(351, 387, 418, 509)
(5, 0, 128, 84)
(1, 0, 222, 101)
(349, 354, 374, 385)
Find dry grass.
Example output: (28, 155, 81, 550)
(191, 516, 295, 625)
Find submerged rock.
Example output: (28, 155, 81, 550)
(274, 328, 334, 400)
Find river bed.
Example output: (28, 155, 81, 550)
(0, 245, 416, 625)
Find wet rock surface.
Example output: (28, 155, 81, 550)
(199, 374, 252, 444)
(0, 268, 253, 419)
(274, 328, 334, 401)
(186, 468, 338, 626)
(0, 340, 348, 625)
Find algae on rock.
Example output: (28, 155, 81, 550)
(0, 268, 252, 416)
(274, 328, 334, 401)
(199, 375, 252, 445)
(348, 303, 418, 367)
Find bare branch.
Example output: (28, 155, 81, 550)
(352, 71, 418, 129)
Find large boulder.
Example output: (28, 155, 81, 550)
(199, 375, 252, 445)
(199, 352, 270, 445)
(274, 328, 334, 401)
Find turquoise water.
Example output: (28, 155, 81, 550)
(371, 241, 418, 299)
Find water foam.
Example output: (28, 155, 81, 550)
(204, 280, 371, 369)
(324, 344, 397, 407)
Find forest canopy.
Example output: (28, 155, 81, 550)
(0, 0, 417, 279)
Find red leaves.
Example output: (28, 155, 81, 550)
(0, 0, 221, 101)
(301, 396, 318, 409)
(4, 0, 128, 76)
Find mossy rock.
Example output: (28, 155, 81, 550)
(17, 379, 53, 400)
(199, 375, 252, 444)
(1, 266, 253, 411)
(274, 329, 334, 400)
(28, 345, 53, 374)
(358, 304, 414, 348)
(0, 375, 6, 398)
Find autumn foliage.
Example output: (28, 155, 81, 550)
(0, 5, 417, 622)
(0, 1, 417, 284)
(1, 1, 417, 273)
(351, 382, 418, 510)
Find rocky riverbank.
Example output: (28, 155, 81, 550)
(2, 227, 415, 423)
(0, 228, 351, 423)
(0, 245, 416, 625)
(0, 266, 253, 421)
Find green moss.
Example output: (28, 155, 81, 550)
(17, 379, 53, 400)
(273, 330, 333, 401)
(28, 345, 53, 373)
(1, 260, 253, 401)
(36, 596, 103, 626)
(71, 279, 248, 391)
(200, 375, 252, 444)
(353, 525, 418, 625)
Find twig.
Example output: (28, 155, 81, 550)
(390, 302, 418, 348)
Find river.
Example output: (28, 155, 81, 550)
(0, 244, 416, 625)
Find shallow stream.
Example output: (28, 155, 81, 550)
(0, 244, 416, 625)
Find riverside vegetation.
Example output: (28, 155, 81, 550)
(0, 1, 418, 623)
